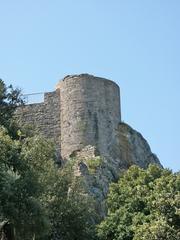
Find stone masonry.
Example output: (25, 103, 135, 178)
(16, 74, 121, 160)
(15, 90, 61, 158)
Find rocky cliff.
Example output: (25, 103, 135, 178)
(67, 122, 161, 218)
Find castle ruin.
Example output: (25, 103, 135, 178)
(16, 73, 161, 212)
(16, 74, 121, 160)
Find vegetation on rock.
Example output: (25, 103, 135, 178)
(86, 156, 102, 174)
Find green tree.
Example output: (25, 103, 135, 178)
(47, 161, 97, 240)
(0, 128, 55, 239)
(133, 219, 179, 240)
(0, 127, 97, 240)
(0, 79, 23, 137)
(20, 137, 97, 239)
(97, 165, 180, 240)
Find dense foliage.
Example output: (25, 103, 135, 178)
(0, 128, 96, 239)
(47, 163, 96, 240)
(97, 165, 180, 240)
(0, 129, 54, 239)
(0, 79, 23, 137)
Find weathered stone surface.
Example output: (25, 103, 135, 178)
(118, 122, 161, 168)
(56, 74, 121, 159)
(16, 74, 121, 160)
(15, 90, 61, 159)
(71, 122, 161, 218)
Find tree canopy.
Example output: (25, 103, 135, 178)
(97, 164, 180, 240)
(0, 79, 23, 137)
(0, 128, 55, 239)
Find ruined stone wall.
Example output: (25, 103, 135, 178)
(56, 74, 121, 158)
(15, 90, 61, 158)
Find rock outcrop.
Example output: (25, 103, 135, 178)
(69, 122, 161, 218)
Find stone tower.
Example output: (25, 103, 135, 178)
(56, 74, 121, 158)
(16, 74, 121, 160)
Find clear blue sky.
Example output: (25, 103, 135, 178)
(0, 0, 179, 172)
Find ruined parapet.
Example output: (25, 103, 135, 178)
(15, 90, 61, 159)
(56, 74, 121, 159)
